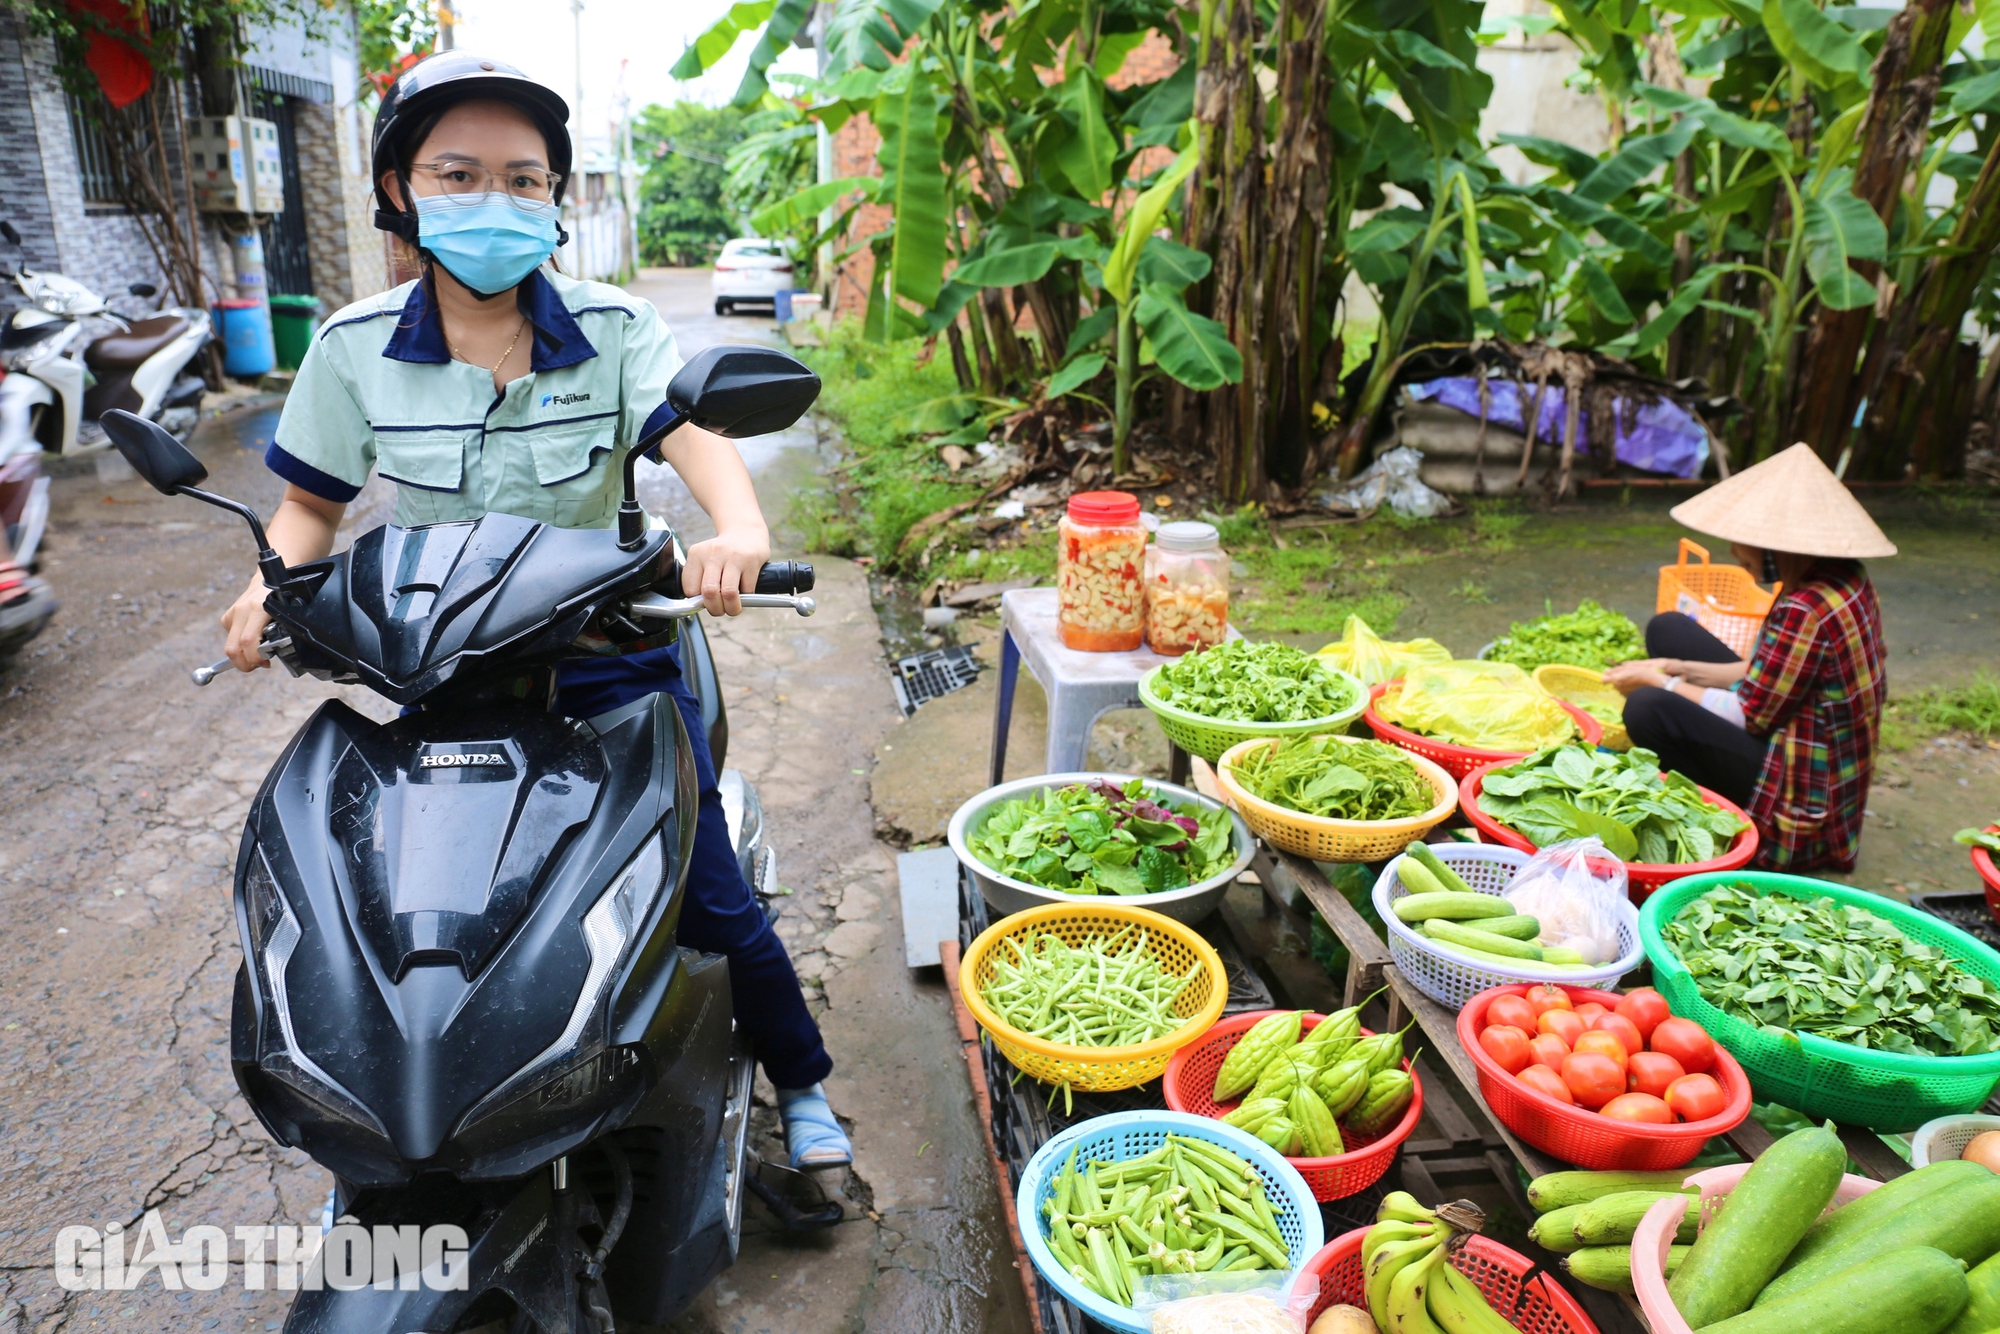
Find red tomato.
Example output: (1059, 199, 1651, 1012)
(1601, 1092, 1676, 1124)
(1487, 995, 1538, 1033)
(1616, 987, 1672, 1041)
(1626, 1051, 1687, 1099)
(1651, 1018, 1717, 1074)
(1537, 1010, 1586, 1047)
(1591, 1013, 1646, 1060)
(1573, 1031, 1629, 1072)
(1666, 1073, 1727, 1122)
(1561, 1052, 1626, 1109)
(1528, 1033, 1571, 1071)
(1525, 984, 1573, 1017)
(1518, 1064, 1574, 1104)
(1574, 1002, 1609, 1027)
(1479, 1024, 1534, 1074)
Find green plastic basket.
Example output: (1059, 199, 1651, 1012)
(1640, 871, 2000, 1131)
(1137, 662, 1367, 762)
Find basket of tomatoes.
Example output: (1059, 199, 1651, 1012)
(1457, 982, 1752, 1170)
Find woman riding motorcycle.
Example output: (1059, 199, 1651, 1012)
(217, 51, 850, 1170)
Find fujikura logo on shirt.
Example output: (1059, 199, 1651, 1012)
(541, 392, 592, 407)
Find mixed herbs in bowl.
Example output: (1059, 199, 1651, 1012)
(966, 778, 1238, 896)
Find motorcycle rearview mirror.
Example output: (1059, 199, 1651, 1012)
(101, 410, 291, 589)
(617, 345, 821, 549)
(0, 221, 19, 247)
(128, 282, 157, 298)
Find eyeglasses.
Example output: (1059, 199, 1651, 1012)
(409, 162, 563, 208)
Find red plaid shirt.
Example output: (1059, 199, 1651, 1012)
(1736, 560, 1886, 872)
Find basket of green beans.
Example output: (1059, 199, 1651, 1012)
(1017, 1111, 1323, 1331)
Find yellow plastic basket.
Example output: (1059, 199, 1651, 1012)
(1533, 664, 1632, 751)
(958, 902, 1227, 1093)
(1656, 539, 1778, 658)
(1214, 735, 1458, 862)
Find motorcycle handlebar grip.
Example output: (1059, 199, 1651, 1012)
(755, 561, 814, 595)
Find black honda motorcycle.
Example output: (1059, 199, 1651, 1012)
(106, 345, 836, 1333)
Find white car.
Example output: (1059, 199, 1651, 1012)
(711, 238, 794, 314)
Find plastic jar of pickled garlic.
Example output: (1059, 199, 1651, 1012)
(1057, 490, 1146, 651)
(1144, 521, 1229, 655)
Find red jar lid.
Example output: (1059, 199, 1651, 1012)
(1066, 490, 1141, 526)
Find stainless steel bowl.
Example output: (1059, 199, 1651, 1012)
(946, 772, 1255, 924)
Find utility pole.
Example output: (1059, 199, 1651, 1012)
(571, 0, 584, 148)
(437, 0, 455, 51)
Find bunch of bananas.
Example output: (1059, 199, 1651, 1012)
(1362, 1194, 1527, 1334)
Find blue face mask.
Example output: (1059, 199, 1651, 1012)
(415, 192, 561, 296)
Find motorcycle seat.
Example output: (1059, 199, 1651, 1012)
(87, 313, 190, 370)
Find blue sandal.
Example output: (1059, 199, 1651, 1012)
(775, 1084, 852, 1171)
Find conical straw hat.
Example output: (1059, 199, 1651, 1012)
(1669, 443, 1897, 559)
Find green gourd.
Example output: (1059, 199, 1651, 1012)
(1696, 1247, 1970, 1334)
(1564, 1244, 1690, 1294)
(1755, 1170, 2000, 1308)
(1666, 1124, 1846, 1329)
(1947, 1251, 2000, 1334)
(1778, 1159, 1992, 1279)
(1527, 1170, 1704, 1214)
(1571, 1191, 1700, 1247)
(1529, 1205, 1587, 1253)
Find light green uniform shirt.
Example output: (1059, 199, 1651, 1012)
(268, 268, 684, 529)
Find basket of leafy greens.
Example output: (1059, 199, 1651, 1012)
(950, 774, 1253, 922)
(1487, 600, 1646, 672)
(1463, 744, 1756, 899)
(1139, 640, 1366, 761)
(1641, 872, 2000, 1128)
(1216, 735, 1456, 861)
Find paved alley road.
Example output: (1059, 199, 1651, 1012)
(0, 270, 1025, 1333)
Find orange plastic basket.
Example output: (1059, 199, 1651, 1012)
(1162, 1011, 1423, 1201)
(1296, 1227, 1601, 1333)
(1656, 539, 1778, 657)
(1974, 826, 2000, 925)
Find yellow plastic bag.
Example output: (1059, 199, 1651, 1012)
(1314, 615, 1453, 687)
(1377, 661, 1581, 750)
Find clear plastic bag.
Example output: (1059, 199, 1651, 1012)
(1134, 1272, 1317, 1333)
(1378, 661, 1580, 750)
(1316, 446, 1451, 518)
(1314, 615, 1453, 687)
(1502, 837, 1629, 964)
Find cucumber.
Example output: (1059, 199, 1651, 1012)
(1572, 1191, 1699, 1247)
(1456, 913, 1542, 941)
(1397, 859, 1450, 898)
(1421, 919, 1542, 959)
(1406, 841, 1475, 893)
(1779, 1159, 1992, 1279)
(1393, 892, 1512, 922)
(1666, 1123, 1845, 1329)
(1754, 1169, 2000, 1308)
(1696, 1246, 1969, 1334)
(1947, 1251, 2000, 1334)
(1529, 1204, 1587, 1253)
(1528, 1170, 1700, 1213)
(1564, 1243, 1689, 1294)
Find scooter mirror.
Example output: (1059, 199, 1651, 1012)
(102, 409, 209, 495)
(128, 282, 157, 298)
(0, 221, 19, 246)
(665, 344, 821, 440)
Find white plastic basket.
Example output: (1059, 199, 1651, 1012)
(1909, 1114, 2000, 1167)
(1372, 842, 1644, 1008)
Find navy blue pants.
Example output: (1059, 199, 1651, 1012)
(555, 643, 833, 1090)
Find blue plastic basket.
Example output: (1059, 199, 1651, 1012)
(1016, 1110, 1325, 1333)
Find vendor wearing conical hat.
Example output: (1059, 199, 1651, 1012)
(1604, 444, 1894, 873)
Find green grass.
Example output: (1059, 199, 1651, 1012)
(1882, 671, 2000, 749)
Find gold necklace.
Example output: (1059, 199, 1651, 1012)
(449, 315, 529, 377)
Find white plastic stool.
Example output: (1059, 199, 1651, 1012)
(989, 588, 1238, 783)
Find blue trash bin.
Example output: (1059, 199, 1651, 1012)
(773, 288, 795, 323)
(215, 298, 276, 378)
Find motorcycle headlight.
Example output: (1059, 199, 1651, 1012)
(456, 831, 667, 1129)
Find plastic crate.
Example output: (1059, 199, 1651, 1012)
(1656, 538, 1777, 657)
(1161, 1011, 1423, 1201)
(1459, 983, 1752, 1170)
(1214, 736, 1458, 862)
(1139, 661, 1367, 763)
(1364, 681, 1603, 780)
(1374, 844, 1644, 1007)
(1460, 760, 1760, 903)
(1017, 1111, 1324, 1333)
(1298, 1227, 1601, 1333)
(1641, 871, 2000, 1130)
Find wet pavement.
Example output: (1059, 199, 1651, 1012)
(0, 269, 1028, 1334)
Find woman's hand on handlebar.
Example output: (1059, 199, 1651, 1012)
(221, 576, 273, 671)
(683, 524, 771, 616)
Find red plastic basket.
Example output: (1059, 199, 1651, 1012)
(1974, 827, 2000, 924)
(1364, 681, 1604, 781)
(1296, 1226, 1601, 1332)
(1459, 760, 1760, 903)
(1163, 1011, 1422, 1202)
(1458, 983, 1751, 1170)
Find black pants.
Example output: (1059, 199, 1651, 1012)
(1621, 613, 1767, 807)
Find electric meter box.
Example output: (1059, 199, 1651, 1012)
(187, 116, 284, 214)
